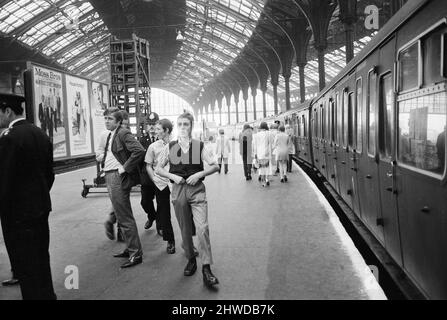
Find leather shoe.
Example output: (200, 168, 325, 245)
(104, 221, 115, 240)
(202, 265, 219, 287)
(167, 241, 175, 254)
(2, 278, 19, 286)
(184, 257, 197, 276)
(144, 218, 154, 230)
(121, 255, 142, 268)
(113, 251, 130, 258)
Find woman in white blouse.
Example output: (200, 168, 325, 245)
(253, 122, 272, 187)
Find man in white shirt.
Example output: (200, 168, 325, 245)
(145, 119, 175, 254)
(215, 128, 231, 174)
(156, 112, 220, 287)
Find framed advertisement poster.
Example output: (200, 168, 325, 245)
(90, 81, 109, 151)
(66, 75, 93, 156)
(31, 64, 67, 159)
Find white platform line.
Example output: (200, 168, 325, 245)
(293, 162, 387, 300)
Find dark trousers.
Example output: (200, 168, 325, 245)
(287, 154, 293, 172)
(1, 215, 56, 300)
(242, 155, 252, 178)
(155, 186, 174, 242)
(141, 183, 159, 226)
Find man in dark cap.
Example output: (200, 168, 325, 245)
(138, 112, 162, 234)
(0, 93, 56, 300)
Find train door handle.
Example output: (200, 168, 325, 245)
(386, 186, 397, 194)
(341, 161, 346, 164)
(421, 206, 430, 213)
(376, 218, 384, 226)
(333, 157, 337, 160)
(366, 175, 372, 179)
(350, 167, 357, 172)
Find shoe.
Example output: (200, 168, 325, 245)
(202, 265, 219, 287)
(266, 180, 270, 186)
(284, 176, 288, 182)
(167, 241, 175, 254)
(184, 257, 197, 276)
(157, 229, 163, 237)
(2, 278, 19, 286)
(104, 221, 115, 240)
(246, 176, 250, 181)
(258, 176, 261, 181)
(113, 251, 130, 258)
(144, 218, 154, 230)
(281, 178, 284, 183)
(117, 227, 124, 242)
(120, 255, 142, 268)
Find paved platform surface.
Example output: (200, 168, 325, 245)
(0, 154, 386, 300)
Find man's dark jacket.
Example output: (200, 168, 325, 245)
(110, 126, 146, 190)
(0, 120, 54, 224)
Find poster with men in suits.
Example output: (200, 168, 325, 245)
(32, 65, 67, 158)
(90, 81, 109, 151)
(66, 75, 92, 156)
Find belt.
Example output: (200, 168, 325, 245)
(104, 169, 119, 173)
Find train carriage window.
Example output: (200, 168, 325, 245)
(303, 115, 307, 138)
(379, 73, 394, 158)
(348, 92, 355, 149)
(356, 79, 363, 153)
(343, 89, 349, 147)
(423, 29, 444, 85)
(399, 42, 420, 92)
(367, 70, 377, 156)
(321, 104, 326, 140)
(334, 93, 339, 144)
(398, 92, 446, 176)
(328, 99, 333, 143)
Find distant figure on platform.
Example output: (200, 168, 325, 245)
(101, 107, 145, 268)
(156, 112, 220, 287)
(0, 93, 56, 300)
(274, 125, 291, 183)
(253, 122, 271, 187)
(286, 124, 296, 173)
(216, 128, 231, 174)
(239, 124, 253, 181)
(38, 94, 47, 134)
(269, 122, 279, 178)
(139, 112, 163, 235)
(145, 119, 176, 254)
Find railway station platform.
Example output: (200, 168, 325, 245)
(0, 159, 386, 300)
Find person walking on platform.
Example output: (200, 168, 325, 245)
(239, 124, 253, 181)
(156, 112, 220, 287)
(269, 122, 279, 178)
(274, 125, 291, 183)
(145, 119, 176, 254)
(216, 128, 231, 174)
(139, 112, 163, 235)
(0, 93, 56, 300)
(101, 107, 145, 268)
(253, 122, 271, 187)
(286, 124, 296, 173)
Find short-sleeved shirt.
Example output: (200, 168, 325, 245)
(145, 139, 170, 191)
(158, 138, 217, 169)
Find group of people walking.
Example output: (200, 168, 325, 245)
(96, 108, 220, 287)
(239, 121, 296, 186)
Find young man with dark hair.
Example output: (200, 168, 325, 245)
(0, 93, 56, 299)
(145, 119, 176, 254)
(156, 112, 220, 287)
(101, 107, 146, 268)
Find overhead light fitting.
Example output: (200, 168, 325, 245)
(176, 30, 184, 41)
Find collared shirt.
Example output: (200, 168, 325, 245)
(145, 139, 170, 191)
(0, 117, 25, 138)
(8, 117, 26, 129)
(103, 127, 124, 172)
(158, 137, 217, 168)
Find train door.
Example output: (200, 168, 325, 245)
(325, 97, 335, 187)
(332, 91, 342, 194)
(338, 83, 353, 205)
(395, 25, 447, 298)
(320, 101, 329, 178)
(356, 61, 384, 242)
(377, 36, 403, 266)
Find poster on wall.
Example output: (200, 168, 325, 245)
(32, 65, 67, 158)
(90, 81, 109, 151)
(66, 75, 92, 156)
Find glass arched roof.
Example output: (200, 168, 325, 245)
(0, 0, 111, 83)
(162, 0, 265, 99)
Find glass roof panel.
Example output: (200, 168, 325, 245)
(0, 0, 53, 34)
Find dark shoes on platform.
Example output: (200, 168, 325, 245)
(184, 257, 197, 276)
(202, 265, 219, 287)
(120, 255, 143, 268)
(167, 241, 175, 254)
(245, 176, 252, 181)
(2, 278, 19, 286)
(144, 218, 155, 230)
(113, 251, 130, 258)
